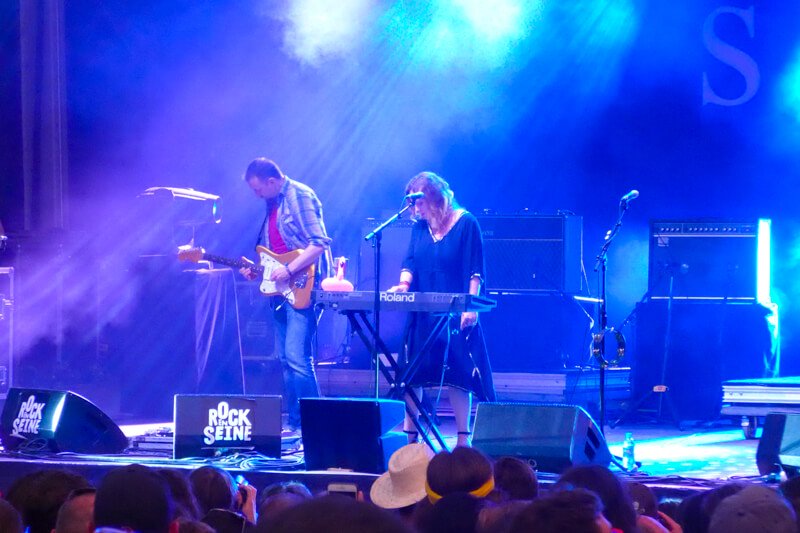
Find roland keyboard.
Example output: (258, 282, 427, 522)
(313, 291, 497, 313)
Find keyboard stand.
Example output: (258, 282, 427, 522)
(341, 310, 450, 451)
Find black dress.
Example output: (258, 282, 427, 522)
(401, 211, 496, 401)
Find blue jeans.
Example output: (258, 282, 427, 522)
(272, 300, 320, 428)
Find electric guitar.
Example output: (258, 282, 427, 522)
(177, 246, 315, 309)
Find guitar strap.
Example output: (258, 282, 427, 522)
(254, 203, 270, 249)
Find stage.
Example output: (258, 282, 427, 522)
(0, 370, 784, 502)
(0, 414, 770, 502)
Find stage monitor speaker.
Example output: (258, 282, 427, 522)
(173, 394, 282, 459)
(0, 388, 128, 454)
(300, 398, 406, 474)
(472, 402, 611, 473)
(756, 412, 800, 476)
(479, 215, 583, 293)
(648, 220, 767, 299)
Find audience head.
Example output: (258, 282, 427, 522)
(176, 519, 215, 533)
(426, 447, 494, 503)
(493, 457, 538, 500)
(371, 443, 435, 510)
(510, 488, 612, 533)
(657, 497, 682, 523)
(417, 493, 487, 533)
(189, 466, 237, 517)
(94, 464, 176, 533)
(709, 485, 796, 533)
(678, 481, 746, 533)
(557, 465, 637, 533)
(626, 481, 658, 519)
(0, 498, 23, 533)
(158, 469, 201, 520)
(256, 481, 312, 528)
(257, 493, 307, 528)
(201, 508, 250, 533)
(256, 494, 412, 533)
(476, 500, 527, 533)
(780, 475, 800, 520)
(5, 469, 91, 533)
(54, 488, 96, 533)
(259, 481, 312, 506)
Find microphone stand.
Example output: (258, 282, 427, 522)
(364, 199, 416, 398)
(593, 198, 633, 434)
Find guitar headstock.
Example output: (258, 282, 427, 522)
(177, 247, 205, 263)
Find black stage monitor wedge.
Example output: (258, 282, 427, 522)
(301, 397, 406, 474)
(472, 403, 611, 473)
(755, 412, 800, 476)
(756, 412, 790, 476)
(0, 388, 128, 454)
(173, 394, 282, 459)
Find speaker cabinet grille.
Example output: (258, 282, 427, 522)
(480, 215, 583, 293)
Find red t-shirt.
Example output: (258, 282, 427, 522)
(268, 205, 289, 254)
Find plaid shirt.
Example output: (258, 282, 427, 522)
(264, 176, 333, 277)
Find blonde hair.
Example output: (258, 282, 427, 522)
(405, 172, 460, 231)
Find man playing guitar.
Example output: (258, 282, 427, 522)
(239, 158, 332, 438)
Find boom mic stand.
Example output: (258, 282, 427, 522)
(364, 196, 417, 398)
(592, 192, 637, 433)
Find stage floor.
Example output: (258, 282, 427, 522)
(0, 418, 767, 501)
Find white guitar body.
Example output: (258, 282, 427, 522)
(258, 249, 296, 306)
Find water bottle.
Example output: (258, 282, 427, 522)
(622, 432, 636, 471)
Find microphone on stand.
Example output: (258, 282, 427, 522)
(620, 190, 639, 205)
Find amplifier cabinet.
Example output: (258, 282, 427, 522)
(351, 215, 583, 367)
(480, 215, 583, 294)
(633, 300, 773, 421)
(648, 220, 769, 300)
(359, 215, 584, 294)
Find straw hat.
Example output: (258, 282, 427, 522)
(370, 443, 435, 509)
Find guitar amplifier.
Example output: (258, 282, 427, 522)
(480, 215, 583, 293)
(359, 215, 583, 294)
(648, 219, 770, 300)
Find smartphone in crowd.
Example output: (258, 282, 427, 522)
(327, 482, 359, 499)
(235, 474, 250, 506)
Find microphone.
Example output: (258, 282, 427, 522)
(620, 190, 639, 204)
(405, 192, 424, 200)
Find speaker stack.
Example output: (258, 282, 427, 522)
(479, 214, 587, 372)
(632, 219, 775, 421)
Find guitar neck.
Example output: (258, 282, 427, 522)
(203, 253, 264, 274)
